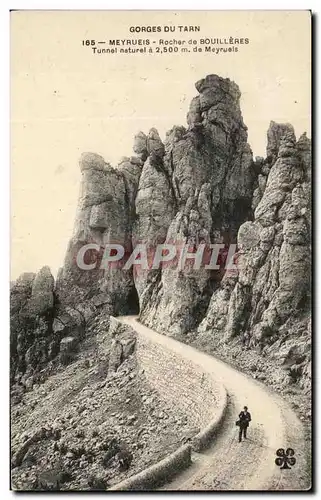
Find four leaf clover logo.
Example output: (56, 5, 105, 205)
(275, 448, 296, 469)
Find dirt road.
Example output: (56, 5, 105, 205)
(119, 316, 310, 491)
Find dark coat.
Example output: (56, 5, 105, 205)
(239, 411, 251, 428)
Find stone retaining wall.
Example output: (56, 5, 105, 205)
(110, 317, 227, 490)
(109, 444, 192, 491)
(136, 332, 222, 430)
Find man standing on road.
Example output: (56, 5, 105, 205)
(238, 406, 251, 442)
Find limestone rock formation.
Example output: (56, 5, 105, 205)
(55, 75, 258, 334)
(137, 74, 256, 333)
(10, 74, 311, 394)
(10, 267, 56, 384)
(56, 148, 143, 316)
(199, 121, 311, 389)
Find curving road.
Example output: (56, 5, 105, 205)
(119, 316, 310, 491)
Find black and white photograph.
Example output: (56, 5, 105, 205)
(9, 9, 313, 492)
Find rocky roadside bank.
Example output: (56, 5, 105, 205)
(174, 327, 311, 453)
(181, 331, 311, 420)
(170, 325, 312, 487)
(11, 315, 197, 491)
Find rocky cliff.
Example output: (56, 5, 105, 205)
(10, 74, 311, 396)
(197, 124, 311, 393)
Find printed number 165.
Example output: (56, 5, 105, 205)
(82, 40, 95, 46)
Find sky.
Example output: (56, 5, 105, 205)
(10, 10, 311, 279)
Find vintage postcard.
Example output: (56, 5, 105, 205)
(10, 10, 312, 491)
